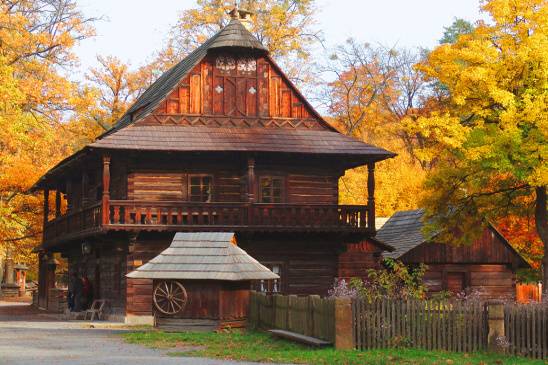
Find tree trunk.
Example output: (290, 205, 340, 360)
(535, 186, 547, 294)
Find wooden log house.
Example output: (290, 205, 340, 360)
(376, 209, 531, 300)
(32, 11, 395, 323)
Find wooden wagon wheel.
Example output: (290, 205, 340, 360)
(153, 281, 188, 315)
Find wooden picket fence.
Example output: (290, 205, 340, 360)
(504, 303, 548, 359)
(352, 298, 488, 352)
(248, 291, 335, 342)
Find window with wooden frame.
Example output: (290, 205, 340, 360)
(256, 262, 283, 294)
(189, 175, 213, 202)
(259, 176, 284, 203)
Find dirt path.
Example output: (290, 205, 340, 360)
(0, 301, 284, 365)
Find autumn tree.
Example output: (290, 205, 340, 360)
(323, 40, 431, 216)
(416, 0, 547, 289)
(161, 0, 321, 84)
(0, 0, 94, 263)
(439, 18, 474, 44)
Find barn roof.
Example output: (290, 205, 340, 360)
(376, 209, 530, 267)
(126, 232, 279, 281)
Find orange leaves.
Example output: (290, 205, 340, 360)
(497, 216, 544, 269)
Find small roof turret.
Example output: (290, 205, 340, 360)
(209, 18, 267, 52)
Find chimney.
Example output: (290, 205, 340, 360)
(229, 6, 254, 31)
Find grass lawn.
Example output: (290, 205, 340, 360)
(123, 329, 547, 365)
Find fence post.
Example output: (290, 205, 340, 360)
(334, 297, 353, 349)
(487, 301, 505, 353)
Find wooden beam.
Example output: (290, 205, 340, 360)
(55, 190, 61, 218)
(43, 189, 49, 241)
(367, 163, 375, 232)
(82, 171, 89, 207)
(66, 179, 72, 211)
(102, 155, 111, 225)
(247, 157, 256, 203)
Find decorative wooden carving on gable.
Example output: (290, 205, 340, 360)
(152, 54, 317, 124)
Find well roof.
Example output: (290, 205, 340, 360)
(126, 232, 279, 281)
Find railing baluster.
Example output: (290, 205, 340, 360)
(113, 206, 120, 224)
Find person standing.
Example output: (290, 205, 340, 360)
(70, 272, 83, 312)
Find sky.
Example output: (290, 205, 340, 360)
(73, 0, 486, 73)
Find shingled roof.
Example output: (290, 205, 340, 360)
(126, 232, 279, 281)
(376, 209, 429, 259)
(90, 125, 394, 157)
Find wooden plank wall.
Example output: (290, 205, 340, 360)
(422, 264, 516, 300)
(402, 228, 522, 265)
(156, 281, 221, 319)
(123, 157, 340, 205)
(126, 233, 173, 316)
(286, 173, 338, 204)
(128, 172, 188, 201)
(338, 240, 383, 280)
(239, 238, 340, 296)
(153, 55, 313, 120)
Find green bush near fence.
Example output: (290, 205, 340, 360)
(123, 329, 547, 365)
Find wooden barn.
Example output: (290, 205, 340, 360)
(376, 209, 531, 300)
(31, 10, 395, 323)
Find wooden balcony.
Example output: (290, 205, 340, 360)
(43, 201, 372, 246)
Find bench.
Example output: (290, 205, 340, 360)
(268, 329, 332, 347)
(84, 299, 107, 321)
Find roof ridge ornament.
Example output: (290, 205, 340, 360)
(228, 3, 254, 30)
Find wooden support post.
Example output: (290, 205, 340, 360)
(66, 179, 72, 211)
(102, 155, 111, 225)
(43, 189, 49, 234)
(367, 162, 375, 232)
(334, 297, 354, 349)
(247, 157, 256, 203)
(487, 301, 505, 353)
(55, 190, 61, 218)
(81, 171, 89, 207)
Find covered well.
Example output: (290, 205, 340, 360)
(127, 232, 277, 329)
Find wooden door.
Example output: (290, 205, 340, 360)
(446, 272, 466, 294)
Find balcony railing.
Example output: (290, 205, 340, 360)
(43, 200, 371, 245)
(43, 202, 102, 243)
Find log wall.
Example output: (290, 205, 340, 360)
(422, 264, 516, 299)
(238, 236, 341, 296)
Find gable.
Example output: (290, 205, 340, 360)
(135, 53, 329, 130)
(400, 225, 529, 267)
